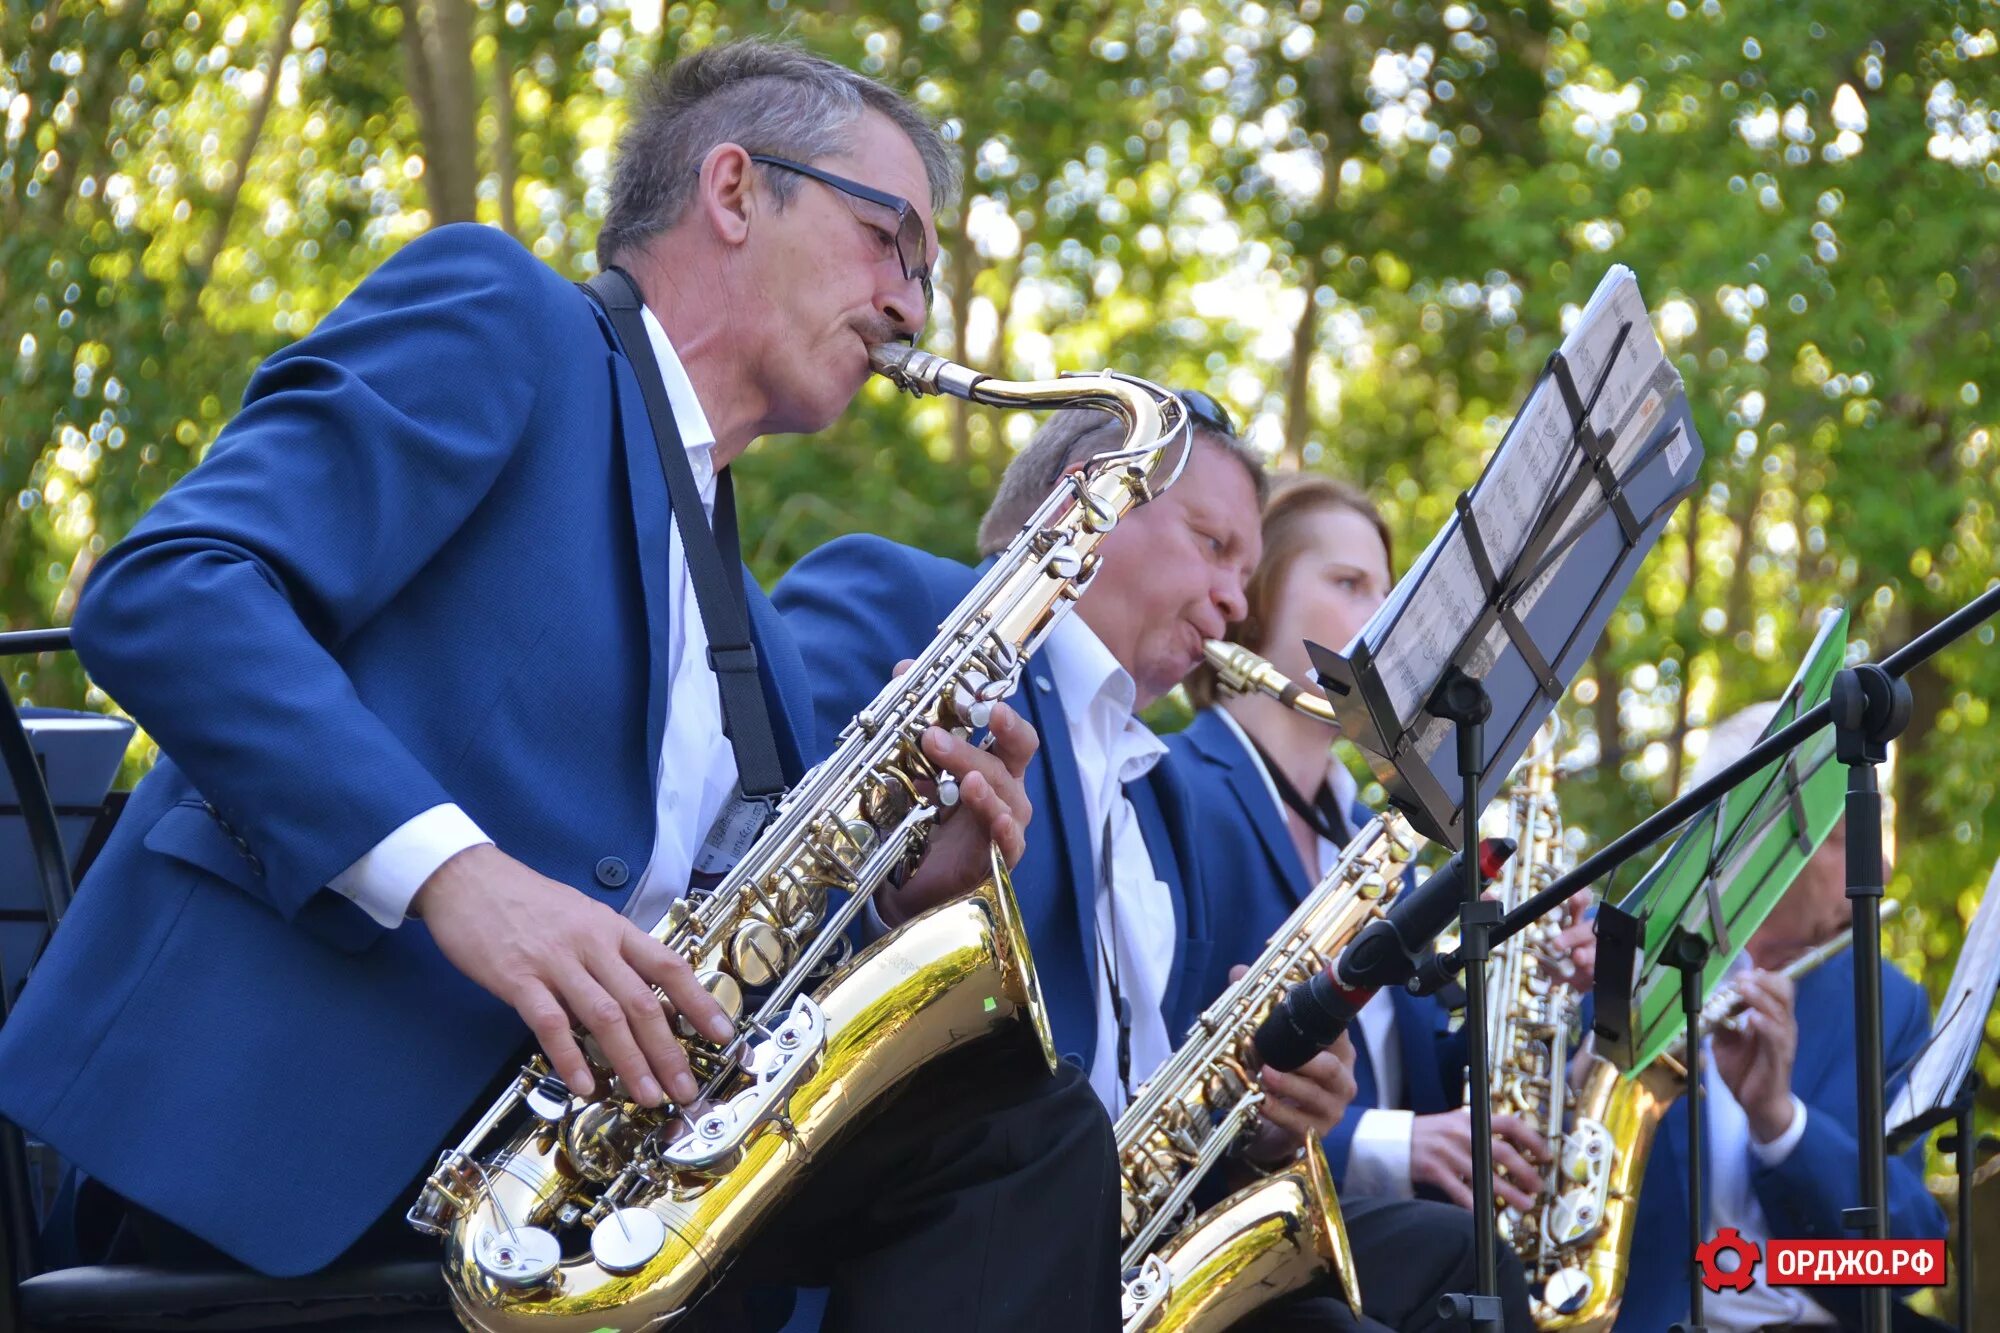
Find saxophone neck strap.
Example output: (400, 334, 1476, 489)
(581, 266, 786, 800)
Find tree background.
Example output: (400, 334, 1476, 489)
(4, 0, 1998, 1307)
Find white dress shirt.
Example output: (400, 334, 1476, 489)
(1701, 956, 1826, 1330)
(331, 306, 736, 932)
(1042, 616, 1175, 1115)
(1213, 708, 1416, 1196)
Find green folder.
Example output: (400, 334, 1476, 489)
(1614, 608, 1850, 1072)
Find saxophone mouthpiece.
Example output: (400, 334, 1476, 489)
(870, 342, 988, 400)
(867, 340, 931, 389)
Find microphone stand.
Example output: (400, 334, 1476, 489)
(1832, 664, 1909, 1333)
(1666, 928, 1712, 1333)
(1431, 667, 1506, 1332)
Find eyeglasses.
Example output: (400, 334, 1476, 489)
(1176, 388, 1237, 438)
(749, 154, 934, 309)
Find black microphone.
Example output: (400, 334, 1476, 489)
(1253, 837, 1515, 1072)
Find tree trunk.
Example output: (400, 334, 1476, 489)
(1666, 495, 1701, 795)
(491, 38, 518, 240)
(1723, 469, 1763, 641)
(1590, 649, 1624, 776)
(1281, 259, 1320, 470)
(947, 216, 979, 465)
(185, 0, 305, 313)
(399, 0, 479, 225)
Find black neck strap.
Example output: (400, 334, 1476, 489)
(1248, 736, 1350, 849)
(581, 267, 785, 800)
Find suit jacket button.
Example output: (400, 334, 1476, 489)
(594, 856, 630, 889)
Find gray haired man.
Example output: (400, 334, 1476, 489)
(0, 38, 1119, 1333)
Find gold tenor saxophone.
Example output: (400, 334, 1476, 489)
(410, 345, 1196, 1333)
(1475, 726, 1588, 1315)
(1524, 904, 1890, 1329)
(1114, 642, 1418, 1333)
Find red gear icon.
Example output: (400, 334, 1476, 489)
(1695, 1227, 1761, 1293)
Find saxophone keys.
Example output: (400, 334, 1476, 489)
(686, 970, 744, 1031)
(728, 921, 789, 987)
(590, 1207, 668, 1275)
(473, 1224, 561, 1289)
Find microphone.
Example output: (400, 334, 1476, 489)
(1253, 837, 1515, 1071)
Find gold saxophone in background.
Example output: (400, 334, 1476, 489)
(1113, 642, 1417, 1333)
(408, 345, 1196, 1333)
(1492, 772, 1889, 1333)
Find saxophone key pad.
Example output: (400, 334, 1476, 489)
(590, 1208, 667, 1275)
(474, 1225, 561, 1288)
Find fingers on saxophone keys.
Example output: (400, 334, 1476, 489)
(520, 982, 596, 1098)
(627, 928, 736, 1045)
(984, 701, 1039, 777)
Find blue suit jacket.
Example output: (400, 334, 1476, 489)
(1166, 707, 1467, 1188)
(771, 534, 1211, 1072)
(0, 226, 818, 1277)
(1612, 950, 1948, 1331)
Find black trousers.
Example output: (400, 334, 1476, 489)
(693, 1040, 1121, 1333)
(1232, 1195, 1535, 1333)
(97, 1038, 1120, 1333)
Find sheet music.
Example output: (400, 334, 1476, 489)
(1888, 852, 2000, 1133)
(1360, 266, 1675, 729)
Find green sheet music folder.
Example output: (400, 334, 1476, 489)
(1608, 608, 1850, 1072)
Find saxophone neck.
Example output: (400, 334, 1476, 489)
(1201, 640, 1343, 729)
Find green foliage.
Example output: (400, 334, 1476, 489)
(6, 0, 2000, 1284)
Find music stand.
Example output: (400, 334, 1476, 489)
(0, 709, 131, 1011)
(1305, 265, 1706, 1329)
(1310, 266, 1706, 852)
(1887, 849, 2000, 1332)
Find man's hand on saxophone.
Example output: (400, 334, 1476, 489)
(410, 844, 738, 1108)
(1219, 962, 1363, 1164)
(877, 700, 1040, 928)
(1410, 1107, 1549, 1213)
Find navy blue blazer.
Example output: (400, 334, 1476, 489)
(1166, 707, 1466, 1188)
(0, 226, 818, 1276)
(771, 534, 1211, 1072)
(1612, 949, 1948, 1331)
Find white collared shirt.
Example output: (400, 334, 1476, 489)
(1042, 616, 1175, 1115)
(1213, 707, 1415, 1196)
(330, 307, 736, 931)
(1701, 956, 1825, 1330)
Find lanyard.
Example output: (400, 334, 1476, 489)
(1248, 737, 1350, 849)
(580, 268, 785, 802)
(1094, 809, 1135, 1105)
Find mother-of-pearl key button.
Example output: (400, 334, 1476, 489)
(591, 1208, 668, 1274)
(475, 1226, 561, 1287)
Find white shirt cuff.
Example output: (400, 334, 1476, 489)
(1750, 1095, 1810, 1165)
(1343, 1108, 1417, 1198)
(328, 803, 491, 929)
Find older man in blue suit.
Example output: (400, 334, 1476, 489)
(1614, 705, 1948, 1333)
(0, 40, 1123, 1332)
(776, 407, 1531, 1332)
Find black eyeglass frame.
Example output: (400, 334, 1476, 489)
(1176, 388, 1237, 439)
(748, 153, 934, 308)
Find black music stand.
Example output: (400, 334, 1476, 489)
(0, 709, 131, 1012)
(1888, 846, 2000, 1333)
(1306, 267, 1707, 1329)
